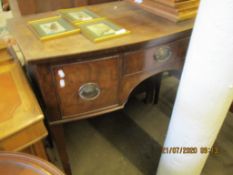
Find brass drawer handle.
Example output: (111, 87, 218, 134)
(153, 46, 172, 62)
(79, 83, 101, 101)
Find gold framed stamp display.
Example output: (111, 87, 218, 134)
(79, 19, 130, 42)
(28, 16, 80, 41)
(58, 8, 103, 25)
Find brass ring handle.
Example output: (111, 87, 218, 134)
(153, 46, 172, 62)
(79, 83, 101, 101)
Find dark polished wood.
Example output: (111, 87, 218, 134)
(10, 0, 118, 16)
(53, 55, 120, 118)
(8, 2, 194, 174)
(123, 38, 189, 75)
(50, 125, 72, 175)
(120, 37, 189, 104)
(8, 2, 193, 63)
(33, 64, 62, 122)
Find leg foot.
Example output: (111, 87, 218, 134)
(50, 124, 72, 175)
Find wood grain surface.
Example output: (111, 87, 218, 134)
(0, 61, 44, 139)
(8, 1, 193, 63)
(53, 56, 120, 117)
(0, 72, 21, 122)
(152, 0, 199, 7)
(126, 0, 198, 22)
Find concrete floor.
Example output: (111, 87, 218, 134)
(50, 75, 233, 175)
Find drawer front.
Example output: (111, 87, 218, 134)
(0, 121, 47, 151)
(123, 38, 189, 75)
(53, 56, 119, 118)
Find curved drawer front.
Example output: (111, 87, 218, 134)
(123, 38, 190, 75)
(52, 56, 119, 118)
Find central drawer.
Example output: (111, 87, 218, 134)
(52, 56, 120, 118)
(123, 38, 189, 75)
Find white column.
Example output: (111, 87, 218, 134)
(156, 0, 233, 175)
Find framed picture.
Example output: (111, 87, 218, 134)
(79, 19, 130, 42)
(58, 8, 104, 25)
(28, 16, 80, 41)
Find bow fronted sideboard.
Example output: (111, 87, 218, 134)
(8, 2, 193, 174)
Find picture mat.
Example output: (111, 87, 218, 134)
(28, 16, 80, 40)
(79, 20, 130, 42)
(30, 18, 75, 36)
(59, 8, 102, 24)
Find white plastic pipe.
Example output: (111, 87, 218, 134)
(156, 0, 233, 175)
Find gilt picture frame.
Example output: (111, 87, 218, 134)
(79, 19, 130, 42)
(58, 8, 104, 25)
(28, 16, 80, 41)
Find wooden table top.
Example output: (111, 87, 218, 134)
(0, 59, 44, 140)
(8, 1, 193, 63)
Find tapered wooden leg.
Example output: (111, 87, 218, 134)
(144, 77, 155, 104)
(31, 140, 48, 160)
(44, 119, 54, 148)
(153, 73, 162, 104)
(22, 140, 48, 160)
(230, 103, 233, 113)
(50, 124, 72, 175)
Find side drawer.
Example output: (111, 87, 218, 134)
(52, 56, 120, 118)
(123, 37, 190, 75)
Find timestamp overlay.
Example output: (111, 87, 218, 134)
(161, 146, 219, 154)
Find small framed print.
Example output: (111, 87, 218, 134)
(58, 8, 104, 25)
(28, 16, 80, 41)
(79, 19, 130, 42)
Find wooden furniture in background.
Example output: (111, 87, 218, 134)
(9, 0, 118, 16)
(0, 42, 48, 160)
(126, 0, 199, 22)
(0, 152, 64, 175)
(8, 1, 193, 174)
(1, 0, 10, 11)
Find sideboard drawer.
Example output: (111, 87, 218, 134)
(123, 38, 189, 75)
(52, 56, 120, 118)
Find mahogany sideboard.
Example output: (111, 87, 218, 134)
(8, 1, 194, 174)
